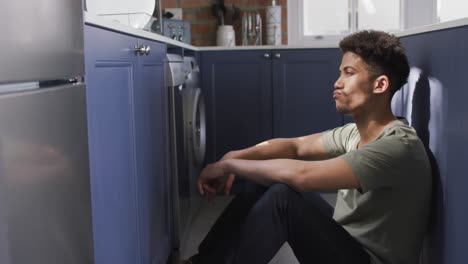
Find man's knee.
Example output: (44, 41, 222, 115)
(233, 181, 267, 204)
(237, 183, 297, 209)
(264, 183, 296, 201)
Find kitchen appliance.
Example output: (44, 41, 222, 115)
(166, 54, 190, 257)
(0, 1, 94, 264)
(86, 0, 162, 32)
(162, 19, 191, 44)
(166, 54, 206, 258)
(183, 56, 206, 171)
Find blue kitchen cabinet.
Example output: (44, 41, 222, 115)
(271, 49, 343, 138)
(133, 39, 171, 264)
(200, 50, 273, 163)
(84, 25, 170, 264)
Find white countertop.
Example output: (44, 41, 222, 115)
(84, 12, 196, 50)
(84, 12, 468, 51)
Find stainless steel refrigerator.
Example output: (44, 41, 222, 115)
(0, 1, 94, 264)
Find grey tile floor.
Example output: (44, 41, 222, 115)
(180, 192, 337, 264)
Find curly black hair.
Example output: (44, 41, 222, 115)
(339, 30, 410, 97)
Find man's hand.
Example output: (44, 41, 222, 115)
(221, 152, 236, 195)
(224, 173, 235, 195)
(197, 161, 230, 201)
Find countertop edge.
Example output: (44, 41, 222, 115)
(396, 17, 468, 38)
(85, 12, 468, 50)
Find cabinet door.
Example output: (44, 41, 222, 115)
(272, 49, 343, 137)
(84, 26, 139, 264)
(133, 39, 170, 264)
(201, 50, 273, 163)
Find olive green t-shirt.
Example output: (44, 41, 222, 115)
(321, 119, 432, 264)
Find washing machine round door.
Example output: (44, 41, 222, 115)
(189, 88, 206, 166)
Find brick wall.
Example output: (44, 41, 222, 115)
(161, 0, 288, 46)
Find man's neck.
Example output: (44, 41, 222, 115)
(353, 109, 396, 148)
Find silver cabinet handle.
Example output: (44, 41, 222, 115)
(134, 45, 146, 55)
(134, 45, 151, 56)
(275, 53, 281, 59)
(264, 53, 270, 58)
(144, 45, 151, 55)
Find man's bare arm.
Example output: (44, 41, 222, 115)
(224, 133, 330, 161)
(201, 132, 332, 195)
(199, 157, 360, 194)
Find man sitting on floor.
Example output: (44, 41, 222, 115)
(188, 30, 432, 264)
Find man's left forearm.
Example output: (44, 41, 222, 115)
(222, 159, 306, 190)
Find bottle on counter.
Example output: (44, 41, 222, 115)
(242, 12, 249, 46)
(266, 0, 282, 45)
(255, 11, 262, 45)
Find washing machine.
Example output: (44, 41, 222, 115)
(183, 55, 206, 224)
(166, 54, 206, 258)
(183, 56, 206, 168)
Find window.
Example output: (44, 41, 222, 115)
(303, 0, 350, 36)
(289, 0, 468, 46)
(289, 0, 402, 45)
(438, 0, 468, 22)
(358, 0, 401, 32)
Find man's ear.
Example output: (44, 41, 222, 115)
(373, 75, 390, 95)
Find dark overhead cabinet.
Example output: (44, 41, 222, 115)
(201, 50, 273, 163)
(271, 49, 342, 138)
(201, 49, 342, 163)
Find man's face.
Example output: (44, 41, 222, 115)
(333, 52, 376, 115)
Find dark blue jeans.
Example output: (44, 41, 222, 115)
(190, 182, 371, 264)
